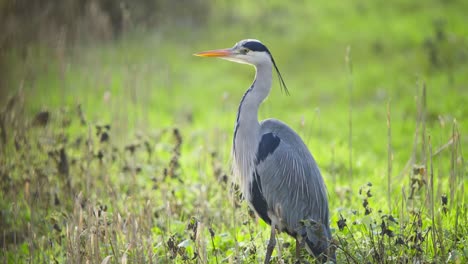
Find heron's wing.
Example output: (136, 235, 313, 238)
(255, 119, 330, 235)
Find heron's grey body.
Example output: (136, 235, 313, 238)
(196, 39, 334, 263)
(255, 119, 330, 242)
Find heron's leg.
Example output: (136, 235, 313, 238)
(277, 235, 283, 259)
(295, 239, 305, 263)
(264, 225, 276, 264)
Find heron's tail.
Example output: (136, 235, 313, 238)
(299, 219, 336, 263)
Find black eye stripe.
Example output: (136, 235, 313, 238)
(243, 41, 270, 53)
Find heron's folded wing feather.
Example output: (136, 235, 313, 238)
(256, 119, 329, 233)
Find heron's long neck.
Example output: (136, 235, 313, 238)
(233, 62, 272, 199)
(235, 63, 272, 145)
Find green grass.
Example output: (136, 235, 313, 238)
(1, 0, 467, 263)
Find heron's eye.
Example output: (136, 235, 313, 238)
(240, 48, 250, 54)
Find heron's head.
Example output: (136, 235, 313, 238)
(195, 39, 289, 94)
(194, 39, 272, 66)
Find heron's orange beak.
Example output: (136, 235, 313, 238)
(194, 48, 233, 57)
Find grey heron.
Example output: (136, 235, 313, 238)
(195, 39, 335, 263)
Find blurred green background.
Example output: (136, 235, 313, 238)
(1, 0, 467, 263)
(2, 0, 467, 184)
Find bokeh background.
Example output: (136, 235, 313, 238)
(1, 0, 467, 263)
